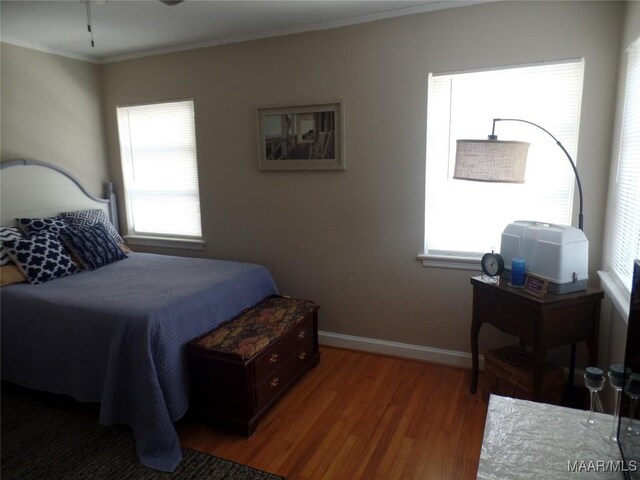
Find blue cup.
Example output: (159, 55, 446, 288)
(511, 258, 526, 286)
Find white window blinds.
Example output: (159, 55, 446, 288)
(424, 60, 584, 257)
(117, 100, 202, 238)
(610, 40, 640, 292)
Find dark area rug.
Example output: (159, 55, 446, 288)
(1, 386, 284, 480)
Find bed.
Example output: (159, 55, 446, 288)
(0, 160, 278, 472)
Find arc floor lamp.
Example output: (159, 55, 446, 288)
(454, 118, 585, 231)
(455, 118, 587, 398)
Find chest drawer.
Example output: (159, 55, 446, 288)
(254, 318, 314, 380)
(255, 334, 314, 409)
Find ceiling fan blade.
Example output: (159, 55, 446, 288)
(159, 0, 184, 5)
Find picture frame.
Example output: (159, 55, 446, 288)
(257, 102, 344, 171)
(523, 273, 549, 299)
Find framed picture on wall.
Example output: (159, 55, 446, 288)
(257, 102, 344, 171)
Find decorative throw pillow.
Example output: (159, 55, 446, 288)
(59, 209, 124, 245)
(0, 264, 27, 286)
(15, 216, 70, 237)
(60, 223, 126, 270)
(4, 232, 79, 284)
(0, 226, 22, 266)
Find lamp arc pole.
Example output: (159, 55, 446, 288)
(490, 118, 584, 231)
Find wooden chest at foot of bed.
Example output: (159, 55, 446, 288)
(187, 295, 320, 435)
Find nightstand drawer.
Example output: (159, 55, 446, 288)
(476, 290, 536, 341)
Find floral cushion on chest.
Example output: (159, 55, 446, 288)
(194, 296, 319, 360)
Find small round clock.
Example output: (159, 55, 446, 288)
(481, 251, 505, 277)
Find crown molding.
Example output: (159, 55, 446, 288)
(1, 38, 99, 64)
(2, 1, 488, 65)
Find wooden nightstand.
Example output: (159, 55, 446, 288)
(470, 276, 603, 403)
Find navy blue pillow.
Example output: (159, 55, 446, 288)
(4, 232, 79, 284)
(60, 223, 126, 270)
(15, 216, 70, 237)
(0, 226, 22, 266)
(59, 209, 124, 245)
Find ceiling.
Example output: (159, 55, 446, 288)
(0, 0, 483, 64)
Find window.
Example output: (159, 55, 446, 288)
(609, 39, 640, 293)
(423, 60, 584, 264)
(117, 100, 202, 241)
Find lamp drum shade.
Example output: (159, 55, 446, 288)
(454, 140, 530, 183)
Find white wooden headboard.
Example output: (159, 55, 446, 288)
(0, 159, 118, 228)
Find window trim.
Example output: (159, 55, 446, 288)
(598, 270, 631, 323)
(421, 59, 584, 267)
(604, 38, 640, 292)
(116, 98, 203, 243)
(417, 251, 482, 270)
(124, 235, 205, 251)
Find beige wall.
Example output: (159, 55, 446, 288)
(100, 0, 624, 358)
(0, 1, 626, 363)
(0, 43, 109, 196)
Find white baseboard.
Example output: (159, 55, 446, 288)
(318, 330, 484, 370)
(318, 331, 585, 384)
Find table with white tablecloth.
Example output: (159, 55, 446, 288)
(477, 395, 631, 479)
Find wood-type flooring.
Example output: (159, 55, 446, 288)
(178, 346, 489, 480)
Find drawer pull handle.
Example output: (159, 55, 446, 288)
(299, 351, 306, 360)
(269, 353, 279, 364)
(270, 377, 279, 388)
(298, 331, 306, 339)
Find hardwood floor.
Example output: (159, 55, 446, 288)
(177, 346, 489, 479)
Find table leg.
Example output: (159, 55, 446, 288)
(587, 301, 601, 367)
(568, 343, 576, 387)
(586, 338, 598, 366)
(533, 348, 545, 400)
(471, 320, 481, 394)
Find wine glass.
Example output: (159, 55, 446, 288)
(581, 367, 605, 427)
(625, 372, 640, 436)
(604, 364, 631, 444)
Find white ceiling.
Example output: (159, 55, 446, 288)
(0, 0, 484, 64)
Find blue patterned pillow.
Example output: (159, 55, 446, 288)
(60, 223, 126, 270)
(15, 216, 70, 237)
(0, 226, 22, 266)
(4, 232, 79, 284)
(59, 209, 123, 245)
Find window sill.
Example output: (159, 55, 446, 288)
(597, 270, 630, 323)
(417, 252, 482, 271)
(124, 235, 205, 251)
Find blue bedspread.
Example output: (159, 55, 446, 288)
(0, 252, 278, 472)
